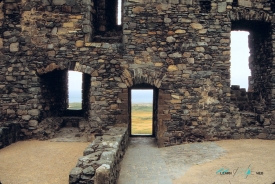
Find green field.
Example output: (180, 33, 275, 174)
(131, 104, 153, 135)
(68, 102, 82, 110)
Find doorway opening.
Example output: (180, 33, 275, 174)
(130, 87, 156, 136)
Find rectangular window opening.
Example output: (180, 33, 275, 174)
(199, 0, 211, 13)
(232, 0, 238, 7)
(68, 71, 82, 110)
(131, 89, 153, 136)
(230, 31, 251, 91)
(117, 0, 122, 25)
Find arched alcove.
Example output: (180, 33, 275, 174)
(38, 63, 92, 118)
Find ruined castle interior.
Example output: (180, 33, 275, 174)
(1, 0, 275, 182)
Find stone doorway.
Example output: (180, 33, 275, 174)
(129, 84, 158, 137)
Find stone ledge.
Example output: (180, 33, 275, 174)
(69, 125, 129, 184)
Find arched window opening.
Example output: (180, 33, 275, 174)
(68, 71, 82, 110)
(230, 31, 251, 91)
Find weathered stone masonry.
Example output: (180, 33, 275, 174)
(1, 0, 275, 148)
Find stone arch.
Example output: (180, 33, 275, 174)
(120, 68, 166, 89)
(36, 62, 97, 76)
(37, 62, 93, 118)
(228, 9, 272, 22)
(120, 67, 167, 139)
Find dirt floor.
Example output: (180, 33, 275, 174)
(0, 139, 274, 184)
(174, 139, 275, 184)
(0, 140, 89, 184)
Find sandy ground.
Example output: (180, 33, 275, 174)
(0, 139, 274, 184)
(0, 140, 89, 184)
(173, 139, 275, 184)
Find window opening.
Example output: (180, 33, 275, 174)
(199, 0, 211, 13)
(271, 1, 275, 13)
(117, 0, 122, 25)
(93, 0, 122, 42)
(232, 0, 238, 7)
(131, 89, 153, 136)
(230, 31, 251, 91)
(68, 71, 82, 110)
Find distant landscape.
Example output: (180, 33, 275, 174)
(68, 102, 153, 135)
(131, 103, 153, 135)
(68, 102, 82, 110)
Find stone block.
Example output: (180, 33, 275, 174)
(179, 18, 191, 23)
(190, 111, 199, 117)
(191, 23, 203, 30)
(179, 0, 193, 5)
(175, 29, 186, 34)
(196, 47, 205, 52)
(6, 76, 15, 81)
(10, 42, 19, 52)
(164, 18, 172, 23)
(118, 83, 127, 88)
(75, 40, 84, 47)
(83, 166, 94, 175)
(110, 104, 118, 110)
(63, 22, 74, 28)
(169, 52, 182, 58)
(52, 0, 66, 5)
(187, 58, 194, 64)
(7, 109, 15, 114)
(238, 0, 252, 7)
(66, 0, 76, 5)
(57, 28, 68, 34)
(167, 65, 178, 72)
(218, 2, 227, 12)
(258, 133, 267, 139)
(28, 109, 40, 116)
(22, 115, 31, 120)
(48, 51, 56, 57)
(159, 52, 167, 58)
(132, 6, 144, 14)
(169, 0, 179, 4)
(29, 120, 38, 127)
(69, 167, 82, 183)
(199, 29, 207, 34)
(82, 25, 91, 33)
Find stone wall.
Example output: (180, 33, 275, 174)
(69, 125, 129, 184)
(1, 0, 275, 147)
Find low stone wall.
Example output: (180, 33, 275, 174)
(0, 122, 20, 149)
(69, 125, 129, 184)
